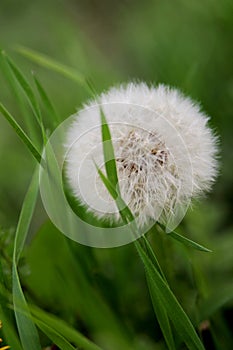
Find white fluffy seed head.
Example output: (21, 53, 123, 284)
(65, 83, 218, 228)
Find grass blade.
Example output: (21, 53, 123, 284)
(136, 241, 205, 350)
(0, 103, 42, 164)
(100, 107, 119, 192)
(30, 306, 103, 350)
(95, 165, 134, 224)
(3, 54, 41, 124)
(12, 167, 41, 350)
(168, 230, 211, 252)
(33, 73, 60, 127)
(141, 235, 167, 281)
(98, 110, 178, 349)
(96, 164, 118, 200)
(15, 45, 95, 96)
(146, 274, 176, 350)
(138, 238, 176, 350)
(34, 320, 76, 350)
(157, 224, 212, 252)
(0, 51, 39, 142)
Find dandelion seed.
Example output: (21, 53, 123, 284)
(65, 83, 218, 228)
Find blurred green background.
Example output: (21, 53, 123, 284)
(0, 0, 233, 349)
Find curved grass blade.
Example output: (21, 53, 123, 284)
(146, 274, 176, 350)
(136, 242, 205, 350)
(95, 165, 131, 223)
(34, 320, 76, 350)
(98, 110, 168, 277)
(30, 306, 103, 350)
(0, 51, 38, 142)
(0, 103, 42, 164)
(98, 111, 176, 350)
(100, 107, 119, 192)
(157, 223, 212, 252)
(141, 235, 167, 282)
(96, 164, 166, 280)
(3, 53, 47, 142)
(33, 73, 60, 127)
(168, 231, 211, 252)
(2, 54, 40, 124)
(12, 167, 41, 350)
(15, 45, 95, 96)
(97, 166, 180, 350)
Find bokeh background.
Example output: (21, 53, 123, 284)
(0, 1, 232, 349)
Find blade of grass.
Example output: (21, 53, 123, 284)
(2, 53, 46, 142)
(33, 73, 60, 127)
(12, 167, 41, 350)
(95, 165, 132, 223)
(135, 240, 205, 350)
(34, 320, 76, 350)
(15, 45, 96, 96)
(100, 107, 119, 192)
(98, 110, 167, 278)
(2, 53, 39, 121)
(0, 51, 39, 143)
(0, 103, 42, 164)
(98, 110, 176, 350)
(30, 306, 103, 350)
(157, 223, 212, 252)
(141, 235, 167, 281)
(96, 165, 167, 281)
(168, 230, 211, 252)
(92, 167, 179, 350)
(146, 274, 176, 350)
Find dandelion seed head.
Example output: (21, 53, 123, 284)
(65, 83, 218, 228)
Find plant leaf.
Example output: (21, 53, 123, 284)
(135, 241, 205, 350)
(2, 54, 41, 124)
(168, 230, 211, 252)
(4, 53, 47, 143)
(95, 165, 134, 225)
(12, 167, 41, 350)
(157, 224, 212, 252)
(15, 45, 95, 96)
(98, 109, 178, 349)
(100, 107, 119, 193)
(0, 50, 39, 142)
(33, 73, 60, 127)
(30, 306, 103, 350)
(34, 320, 76, 350)
(0, 102, 42, 164)
(146, 273, 176, 350)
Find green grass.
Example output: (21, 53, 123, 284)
(0, 1, 232, 349)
